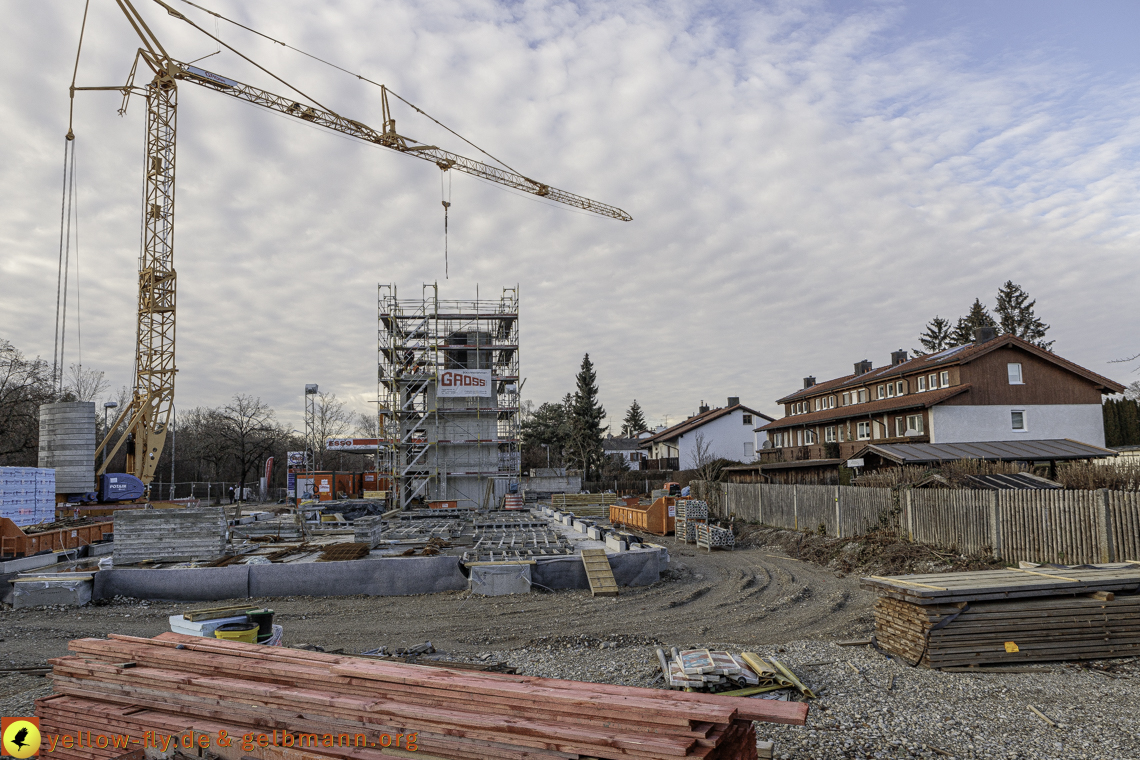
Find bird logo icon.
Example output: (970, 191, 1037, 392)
(2, 717, 41, 758)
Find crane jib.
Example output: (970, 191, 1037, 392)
(172, 60, 632, 222)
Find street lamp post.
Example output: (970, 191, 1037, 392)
(102, 401, 118, 471)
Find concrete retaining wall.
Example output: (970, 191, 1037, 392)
(92, 547, 666, 602)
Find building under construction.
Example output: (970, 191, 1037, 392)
(378, 284, 521, 510)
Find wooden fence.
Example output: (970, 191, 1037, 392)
(691, 481, 1140, 564)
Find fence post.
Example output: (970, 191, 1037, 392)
(757, 483, 763, 526)
(905, 488, 914, 542)
(835, 486, 842, 538)
(989, 491, 1001, 560)
(1096, 489, 1115, 563)
(793, 484, 799, 531)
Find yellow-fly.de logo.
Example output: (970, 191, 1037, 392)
(2, 717, 41, 758)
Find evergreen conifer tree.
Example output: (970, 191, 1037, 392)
(622, 400, 648, 437)
(915, 316, 954, 355)
(951, 299, 997, 346)
(995, 280, 1052, 350)
(568, 354, 606, 478)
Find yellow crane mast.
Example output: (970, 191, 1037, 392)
(79, 0, 630, 489)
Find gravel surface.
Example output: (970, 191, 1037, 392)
(2, 542, 1136, 759)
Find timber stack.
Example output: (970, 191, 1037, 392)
(864, 565, 1140, 668)
(37, 632, 809, 760)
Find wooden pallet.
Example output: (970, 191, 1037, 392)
(861, 566, 1140, 605)
(580, 548, 620, 597)
(35, 633, 806, 760)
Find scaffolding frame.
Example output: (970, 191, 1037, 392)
(378, 283, 521, 510)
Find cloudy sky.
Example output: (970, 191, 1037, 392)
(2, 0, 1138, 432)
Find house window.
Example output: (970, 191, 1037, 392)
(1008, 363, 1023, 385)
(896, 380, 905, 395)
(906, 414, 924, 434)
(858, 389, 868, 403)
(742, 414, 753, 425)
(856, 421, 871, 440)
(1011, 410, 1026, 431)
(825, 426, 836, 443)
(929, 373, 938, 389)
(744, 442, 754, 457)
(814, 398, 821, 412)
(842, 392, 851, 405)
(877, 385, 886, 400)
(886, 383, 895, 398)
(940, 371, 950, 387)
(895, 417, 905, 437)
(829, 395, 836, 408)
(804, 429, 817, 445)
(917, 376, 926, 392)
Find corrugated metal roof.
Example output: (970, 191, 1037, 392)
(964, 473, 1063, 490)
(854, 439, 1115, 464)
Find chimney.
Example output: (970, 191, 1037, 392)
(698, 400, 710, 414)
(891, 349, 908, 367)
(854, 360, 872, 376)
(803, 376, 816, 389)
(974, 326, 997, 344)
(727, 396, 740, 407)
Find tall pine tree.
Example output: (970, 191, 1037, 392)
(622, 400, 648, 437)
(951, 299, 997, 346)
(568, 354, 606, 479)
(995, 280, 1052, 350)
(915, 316, 954, 355)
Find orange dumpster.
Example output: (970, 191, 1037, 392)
(608, 497, 676, 536)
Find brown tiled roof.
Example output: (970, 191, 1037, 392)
(756, 385, 970, 432)
(638, 404, 774, 448)
(776, 335, 1124, 404)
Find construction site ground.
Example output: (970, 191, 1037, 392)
(3, 539, 1137, 759)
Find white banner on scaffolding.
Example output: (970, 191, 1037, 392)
(437, 369, 493, 397)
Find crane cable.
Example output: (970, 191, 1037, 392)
(167, 0, 522, 176)
(441, 169, 452, 279)
(55, 0, 91, 395)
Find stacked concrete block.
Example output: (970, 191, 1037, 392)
(353, 516, 386, 548)
(38, 402, 96, 496)
(113, 507, 228, 565)
(1, 467, 56, 527)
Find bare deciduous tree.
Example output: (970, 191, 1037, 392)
(0, 339, 54, 465)
(313, 391, 352, 468)
(689, 432, 720, 483)
(63, 363, 109, 403)
(216, 394, 285, 499)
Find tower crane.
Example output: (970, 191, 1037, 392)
(77, 0, 631, 489)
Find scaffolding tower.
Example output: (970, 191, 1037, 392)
(378, 284, 521, 510)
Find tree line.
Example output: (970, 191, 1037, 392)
(519, 354, 656, 479)
(916, 281, 1052, 354)
(1, 336, 376, 498)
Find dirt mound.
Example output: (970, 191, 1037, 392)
(730, 521, 1003, 576)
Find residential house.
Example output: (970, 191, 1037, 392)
(603, 437, 646, 471)
(639, 398, 775, 470)
(753, 329, 1125, 481)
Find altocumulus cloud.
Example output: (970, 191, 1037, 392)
(0, 0, 1137, 428)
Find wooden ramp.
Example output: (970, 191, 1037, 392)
(580, 548, 619, 597)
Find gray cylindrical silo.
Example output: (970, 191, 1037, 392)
(38, 401, 97, 495)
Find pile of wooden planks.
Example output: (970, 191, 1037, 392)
(866, 565, 1140, 668)
(861, 566, 1140, 605)
(37, 633, 807, 760)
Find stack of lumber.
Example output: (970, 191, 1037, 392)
(37, 633, 808, 760)
(865, 566, 1140, 668)
(874, 593, 1140, 667)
